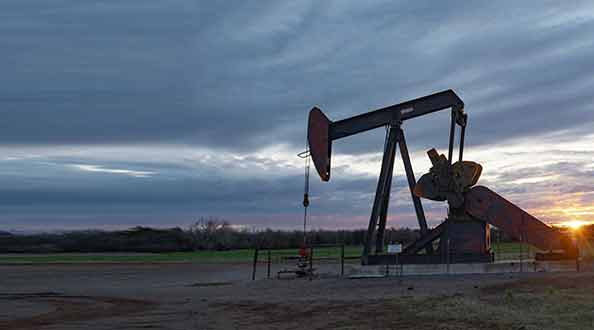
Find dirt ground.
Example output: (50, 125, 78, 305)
(2, 262, 594, 330)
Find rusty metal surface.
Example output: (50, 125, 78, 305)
(307, 107, 331, 181)
(465, 185, 575, 253)
(446, 220, 490, 255)
(413, 149, 482, 208)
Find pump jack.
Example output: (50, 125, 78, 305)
(307, 90, 577, 265)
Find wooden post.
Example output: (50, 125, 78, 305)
(576, 245, 580, 272)
(267, 250, 271, 279)
(495, 228, 501, 261)
(340, 244, 345, 277)
(309, 246, 314, 280)
(520, 226, 524, 273)
(252, 248, 258, 281)
(446, 238, 450, 274)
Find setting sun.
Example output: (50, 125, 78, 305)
(562, 220, 590, 230)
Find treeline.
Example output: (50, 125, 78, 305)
(1, 218, 590, 253)
(0, 218, 420, 253)
(188, 219, 420, 250)
(0, 227, 194, 253)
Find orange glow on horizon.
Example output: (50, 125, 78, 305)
(529, 192, 594, 229)
(559, 220, 590, 231)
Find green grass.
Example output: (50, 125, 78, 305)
(0, 246, 364, 265)
(0, 242, 552, 264)
(0, 250, 255, 264)
(491, 241, 594, 260)
(491, 242, 538, 261)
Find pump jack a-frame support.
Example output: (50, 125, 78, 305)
(364, 124, 430, 258)
(308, 90, 468, 264)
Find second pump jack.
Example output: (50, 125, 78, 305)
(307, 89, 577, 265)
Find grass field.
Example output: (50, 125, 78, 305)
(0, 245, 363, 264)
(0, 242, 548, 264)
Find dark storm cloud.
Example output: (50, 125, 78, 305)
(1, 1, 593, 151)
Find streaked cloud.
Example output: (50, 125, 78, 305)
(1, 1, 593, 230)
(69, 164, 155, 178)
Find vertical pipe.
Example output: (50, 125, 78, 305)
(252, 249, 259, 281)
(459, 119, 466, 162)
(303, 207, 308, 246)
(303, 153, 310, 246)
(267, 250, 271, 279)
(448, 111, 456, 165)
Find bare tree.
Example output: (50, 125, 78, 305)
(189, 217, 234, 250)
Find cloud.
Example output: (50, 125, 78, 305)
(1, 131, 588, 230)
(1, 1, 594, 152)
(69, 164, 155, 178)
(1, 1, 594, 230)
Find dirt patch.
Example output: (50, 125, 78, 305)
(211, 297, 509, 330)
(0, 292, 156, 330)
(205, 274, 594, 330)
(481, 273, 594, 294)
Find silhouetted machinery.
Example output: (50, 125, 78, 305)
(307, 90, 577, 265)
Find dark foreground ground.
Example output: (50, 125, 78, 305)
(2, 262, 594, 330)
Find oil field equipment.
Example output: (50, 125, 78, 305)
(307, 89, 577, 265)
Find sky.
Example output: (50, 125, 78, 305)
(1, 1, 594, 231)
